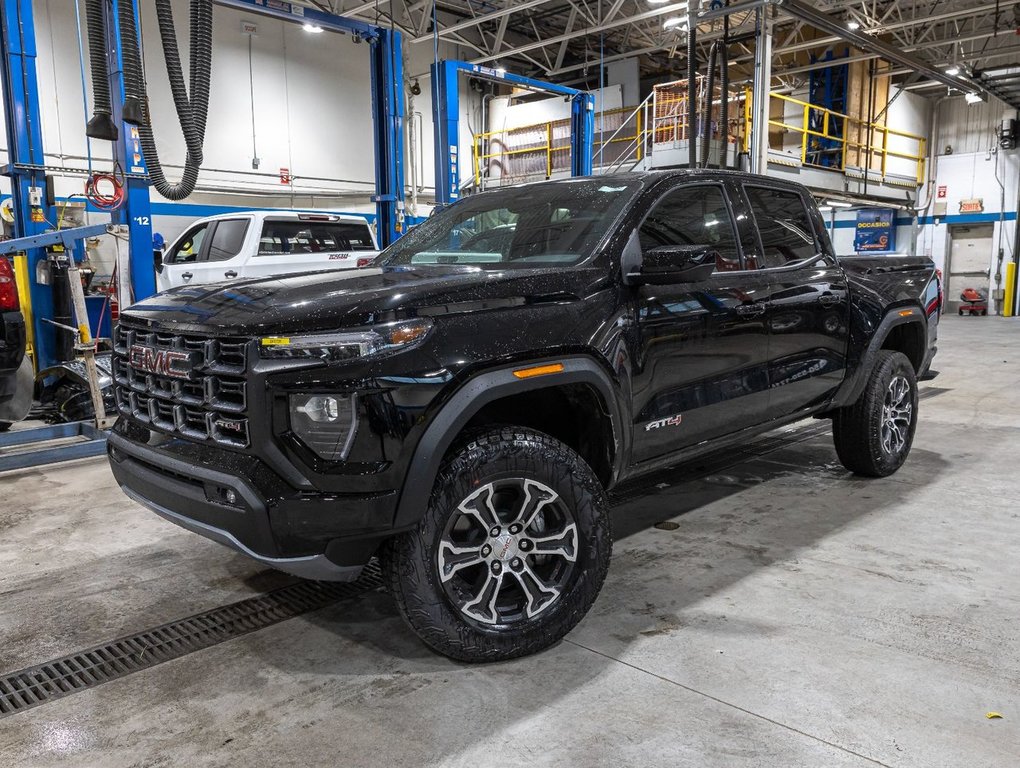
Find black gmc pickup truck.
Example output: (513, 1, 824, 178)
(108, 170, 939, 661)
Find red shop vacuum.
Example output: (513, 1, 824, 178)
(958, 287, 988, 316)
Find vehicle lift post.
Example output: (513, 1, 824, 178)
(430, 60, 595, 207)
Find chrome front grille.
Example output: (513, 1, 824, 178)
(112, 324, 251, 448)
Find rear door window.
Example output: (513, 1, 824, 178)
(743, 186, 819, 268)
(206, 219, 250, 262)
(258, 221, 376, 255)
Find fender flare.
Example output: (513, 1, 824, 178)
(391, 355, 626, 529)
(829, 307, 927, 409)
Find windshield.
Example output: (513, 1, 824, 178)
(381, 179, 641, 269)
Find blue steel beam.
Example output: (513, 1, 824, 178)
(430, 60, 595, 206)
(0, 224, 109, 256)
(214, 0, 379, 39)
(0, 0, 64, 369)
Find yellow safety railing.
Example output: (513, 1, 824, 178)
(474, 88, 927, 187)
(472, 106, 644, 186)
(743, 89, 927, 185)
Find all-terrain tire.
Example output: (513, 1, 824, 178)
(833, 350, 918, 477)
(381, 426, 612, 662)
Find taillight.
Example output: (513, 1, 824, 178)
(356, 257, 374, 268)
(0, 257, 19, 311)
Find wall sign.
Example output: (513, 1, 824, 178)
(936, 185, 947, 199)
(959, 198, 984, 213)
(854, 209, 896, 253)
(279, 167, 291, 185)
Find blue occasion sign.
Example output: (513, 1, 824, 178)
(854, 209, 896, 252)
(852, 208, 893, 252)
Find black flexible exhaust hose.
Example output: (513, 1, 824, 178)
(84, 0, 117, 140)
(720, 9, 730, 169)
(119, 0, 213, 200)
(701, 41, 718, 168)
(687, 21, 697, 169)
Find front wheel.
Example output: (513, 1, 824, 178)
(832, 350, 918, 477)
(382, 427, 611, 662)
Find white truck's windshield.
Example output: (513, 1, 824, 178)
(382, 180, 641, 268)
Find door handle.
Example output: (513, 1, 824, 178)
(181, 272, 193, 280)
(818, 293, 840, 307)
(224, 270, 238, 279)
(735, 303, 766, 317)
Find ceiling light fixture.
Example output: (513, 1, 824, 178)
(303, 23, 324, 33)
(846, 20, 861, 31)
(826, 200, 853, 208)
(945, 65, 961, 76)
(663, 17, 687, 29)
(965, 92, 984, 104)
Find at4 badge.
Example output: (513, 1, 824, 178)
(645, 414, 683, 431)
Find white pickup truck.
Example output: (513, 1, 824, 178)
(155, 211, 379, 291)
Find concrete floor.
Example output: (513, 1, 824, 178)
(1, 314, 1018, 767)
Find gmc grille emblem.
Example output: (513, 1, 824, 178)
(128, 344, 195, 380)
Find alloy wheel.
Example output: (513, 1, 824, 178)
(437, 478, 578, 626)
(880, 374, 913, 455)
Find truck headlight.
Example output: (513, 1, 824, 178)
(259, 319, 432, 362)
(289, 393, 356, 461)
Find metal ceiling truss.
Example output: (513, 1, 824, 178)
(288, 0, 1020, 107)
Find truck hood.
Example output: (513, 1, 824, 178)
(122, 265, 596, 334)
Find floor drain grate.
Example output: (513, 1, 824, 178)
(0, 563, 383, 719)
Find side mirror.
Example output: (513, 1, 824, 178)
(153, 249, 164, 274)
(626, 243, 719, 285)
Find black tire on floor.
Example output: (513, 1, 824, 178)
(382, 426, 612, 662)
(832, 350, 918, 477)
(0, 421, 10, 432)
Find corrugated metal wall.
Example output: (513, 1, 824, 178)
(935, 96, 1017, 155)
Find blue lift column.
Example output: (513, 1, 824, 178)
(370, 26, 407, 247)
(430, 60, 595, 207)
(106, 0, 156, 302)
(0, 0, 63, 369)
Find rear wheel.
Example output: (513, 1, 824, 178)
(833, 350, 918, 477)
(382, 426, 611, 662)
(0, 421, 11, 433)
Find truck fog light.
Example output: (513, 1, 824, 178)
(288, 393, 356, 461)
(296, 394, 341, 423)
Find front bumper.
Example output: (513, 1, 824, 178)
(108, 430, 396, 581)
